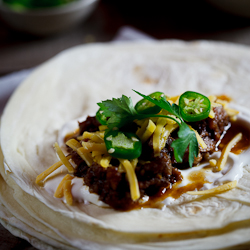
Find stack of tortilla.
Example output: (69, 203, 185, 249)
(0, 41, 250, 250)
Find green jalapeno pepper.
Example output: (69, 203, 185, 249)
(104, 130, 142, 160)
(135, 91, 165, 114)
(179, 91, 211, 122)
(96, 108, 109, 125)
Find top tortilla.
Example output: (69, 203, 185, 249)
(0, 40, 250, 249)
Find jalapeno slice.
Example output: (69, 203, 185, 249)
(104, 130, 142, 160)
(179, 91, 211, 122)
(135, 91, 165, 114)
(96, 108, 109, 125)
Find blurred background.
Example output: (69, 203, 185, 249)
(1, 0, 250, 76)
(1, 0, 250, 249)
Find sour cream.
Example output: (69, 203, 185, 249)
(44, 104, 250, 209)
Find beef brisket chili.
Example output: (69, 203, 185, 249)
(64, 91, 232, 211)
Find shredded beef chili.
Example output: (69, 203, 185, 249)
(70, 106, 229, 210)
(164, 106, 230, 169)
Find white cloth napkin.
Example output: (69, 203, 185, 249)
(0, 26, 153, 114)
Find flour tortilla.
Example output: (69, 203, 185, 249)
(0, 40, 250, 249)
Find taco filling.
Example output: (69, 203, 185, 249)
(36, 90, 249, 211)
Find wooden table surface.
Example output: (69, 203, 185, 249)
(1, 0, 250, 249)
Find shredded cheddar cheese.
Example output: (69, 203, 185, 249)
(187, 180, 237, 195)
(54, 174, 74, 198)
(99, 125, 108, 131)
(168, 95, 179, 104)
(188, 125, 207, 149)
(81, 141, 107, 154)
(209, 159, 217, 168)
(160, 123, 178, 151)
(35, 155, 72, 185)
(66, 139, 82, 151)
(78, 131, 104, 142)
(226, 107, 239, 118)
(119, 159, 140, 201)
(92, 150, 103, 157)
(216, 133, 243, 171)
(64, 179, 73, 206)
(153, 118, 169, 156)
(136, 119, 156, 143)
(208, 95, 239, 121)
(99, 155, 112, 168)
(208, 95, 219, 119)
(77, 147, 93, 166)
(216, 99, 228, 108)
(93, 154, 102, 165)
(54, 142, 74, 173)
(208, 109, 215, 119)
(131, 158, 138, 170)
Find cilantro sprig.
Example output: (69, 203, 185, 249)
(97, 91, 199, 167)
(97, 95, 138, 129)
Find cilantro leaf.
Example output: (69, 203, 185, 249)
(171, 122, 198, 167)
(97, 95, 137, 129)
(98, 95, 135, 114)
(119, 95, 138, 116)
